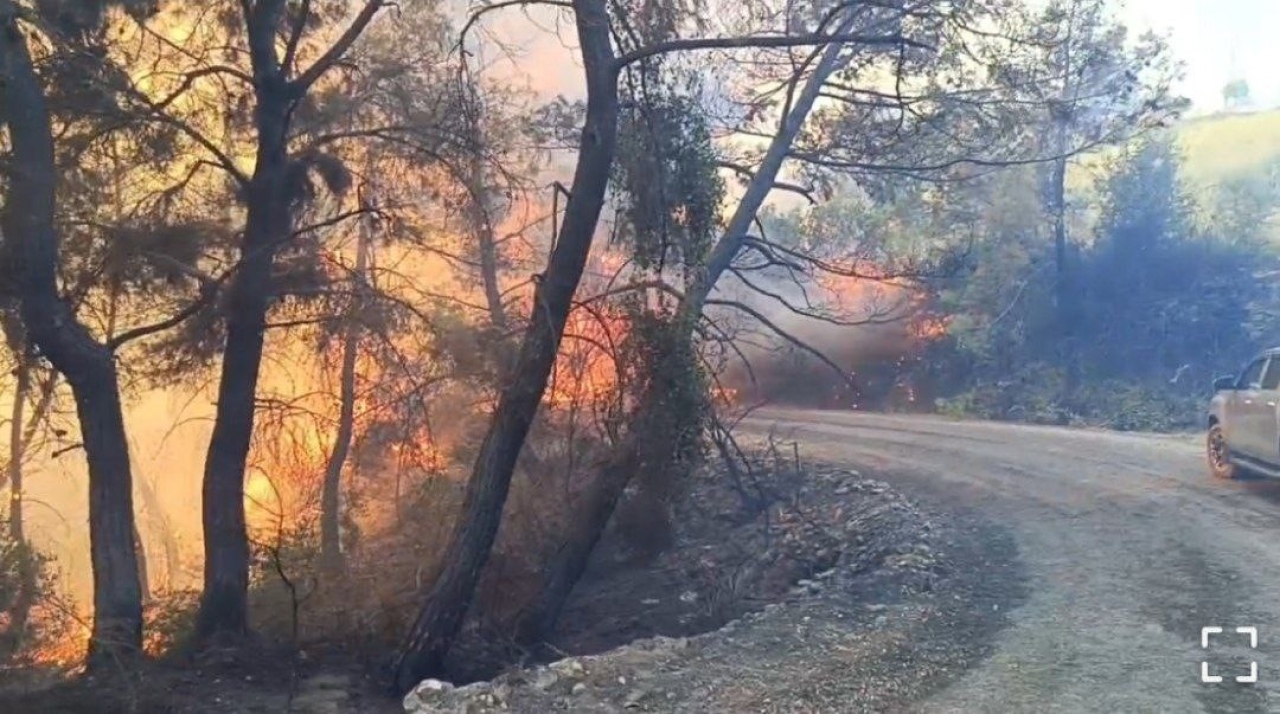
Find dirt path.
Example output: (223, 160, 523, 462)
(748, 408, 1280, 713)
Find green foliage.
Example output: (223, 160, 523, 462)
(605, 55, 722, 474)
(612, 91, 724, 277)
(936, 132, 1275, 432)
(1223, 79, 1251, 107)
(621, 308, 710, 469)
(939, 366, 1203, 432)
(0, 533, 28, 620)
(0, 516, 54, 660)
(1077, 137, 1264, 381)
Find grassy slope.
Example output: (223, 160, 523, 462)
(1067, 108, 1280, 193)
(1175, 108, 1280, 189)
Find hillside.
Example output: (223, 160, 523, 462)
(1064, 108, 1280, 231)
(1175, 108, 1280, 188)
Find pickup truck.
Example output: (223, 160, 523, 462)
(1208, 350, 1280, 479)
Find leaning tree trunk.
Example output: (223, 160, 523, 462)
(389, 0, 620, 692)
(319, 213, 372, 573)
(512, 20, 856, 647)
(0, 8, 143, 666)
(512, 433, 642, 645)
(194, 92, 291, 641)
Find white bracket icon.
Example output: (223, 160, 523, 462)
(1201, 626, 1258, 684)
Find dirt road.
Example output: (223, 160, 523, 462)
(748, 408, 1280, 713)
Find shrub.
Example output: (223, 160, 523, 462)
(937, 362, 1202, 432)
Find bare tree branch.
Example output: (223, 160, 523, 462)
(614, 32, 927, 71)
(705, 297, 853, 390)
(291, 0, 387, 94)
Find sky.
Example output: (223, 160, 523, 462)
(477, 0, 1280, 114)
(1122, 0, 1280, 112)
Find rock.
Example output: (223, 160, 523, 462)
(492, 683, 512, 704)
(549, 658, 586, 678)
(623, 688, 651, 708)
(874, 615, 889, 627)
(403, 679, 509, 714)
(532, 669, 560, 691)
(402, 679, 454, 713)
(571, 682, 588, 695)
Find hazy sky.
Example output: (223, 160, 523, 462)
(480, 0, 1280, 113)
(1122, 0, 1280, 112)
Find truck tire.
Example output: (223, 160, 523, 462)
(1207, 423, 1239, 480)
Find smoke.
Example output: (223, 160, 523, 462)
(705, 263, 924, 407)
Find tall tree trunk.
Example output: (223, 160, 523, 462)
(0, 8, 143, 666)
(104, 283, 152, 605)
(1050, 0, 1079, 393)
(194, 88, 291, 640)
(390, 0, 620, 692)
(465, 120, 507, 333)
(135, 473, 179, 592)
(133, 525, 150, 605)
(511, 19, 857, 647)
(1049, 147, 1076, 390)
(319, 214, 372, 573)
(194, 0, 385, 641)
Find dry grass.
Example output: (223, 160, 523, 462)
(1176, 109, 1280, 188)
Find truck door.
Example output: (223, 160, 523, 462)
(1251, 357, 1280, 464)
(1234, 356, 1271, 458)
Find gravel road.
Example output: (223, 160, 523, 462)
(748, 408, 1280, 714)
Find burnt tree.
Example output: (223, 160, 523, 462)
(195, 0, 386, 640)
(0, 2, 144, 665)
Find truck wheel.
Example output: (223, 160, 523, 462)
(1207, 424, 1238, 480)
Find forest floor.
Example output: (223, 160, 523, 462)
(0, 416, 1006, 713)
(405, 407, 1280, 713)
(404, 468, 1020, 713)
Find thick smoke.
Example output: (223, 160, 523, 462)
(705, 263, 924, 408)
